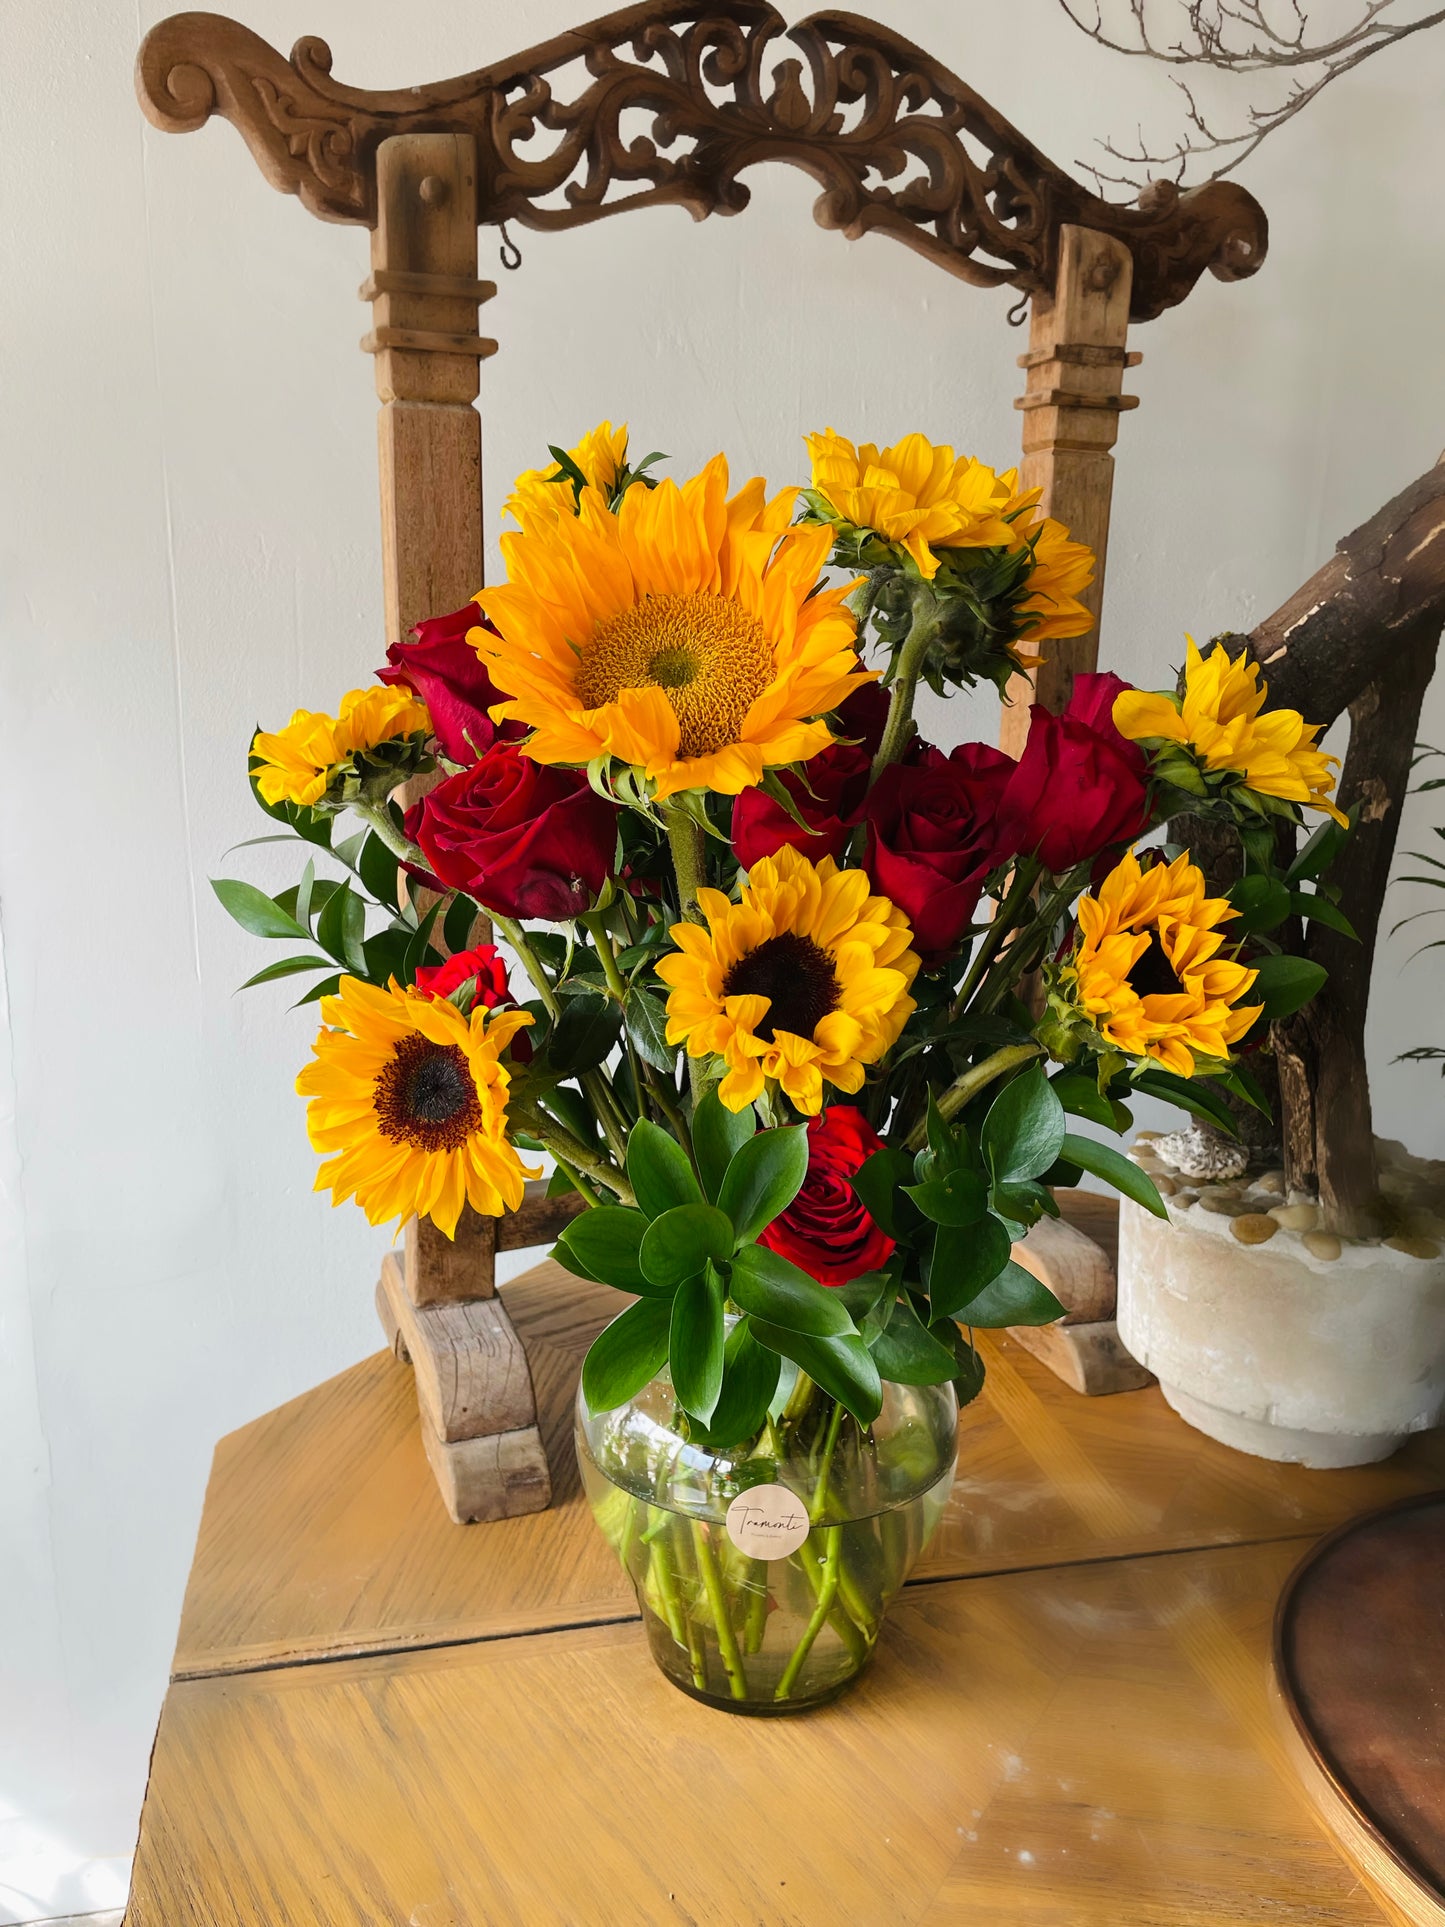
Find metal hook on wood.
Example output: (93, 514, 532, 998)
(499, 222, 523, 271)
(1006, 292, 1030, 328)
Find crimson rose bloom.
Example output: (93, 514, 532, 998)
(729, 684, 890, 870)
(414, 942, 513, 1011)
(377, 600, 521, 767)
(412, 742, 618, 921)
(861, 743, 1013, 960)
(759, 1106, 895, 1288)
(996, 672, 1149, 874)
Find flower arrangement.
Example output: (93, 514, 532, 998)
(216, 422, 1341, 1706)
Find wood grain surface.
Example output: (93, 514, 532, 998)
(171, 1231, 1445, 1681)
(131, 1542, 1395, 1927)
(1275, 1496, 1445, 1924)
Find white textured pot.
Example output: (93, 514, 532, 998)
(1117, 1180, 1445, 1468)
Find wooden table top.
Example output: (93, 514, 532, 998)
(128, 1238, 1445, 1926)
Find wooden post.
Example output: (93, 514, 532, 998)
(1000, 225, 1140, 755)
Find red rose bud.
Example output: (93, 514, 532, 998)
(377, 600, 522, 767)
(413, 741, 619, 922)
(997, 671, 1150, 874)
(862, 743, 1014, 960)
(728, 682, 894, 870)
(414, 942, 513, 1011)
(759, 1106, 896, 1288)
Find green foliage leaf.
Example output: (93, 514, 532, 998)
(580, 1297, 673, 1415)
(1248, 953, 1329, 1022)
(1291, 890, 1356, 939)
(868, 1294, 960, 1385)
(749, 1321, 883, 1426)
(692, 1087, 756, 1203)
(835, 1268, 894, 1327)
(955, 1259, 1064, 1328)
(1058, 1132, 1167, 1218)
(1228, 874, 1291, 935)
(358, 830, 401, 911)
(669, 1264, 726, 1423)
(401, 897, 444, 981)
(934, 1319, 986, 1407)
(926, 1215, 1012, 1320)
(691, 1318, 781, 1450)
(1286, 813, 1351, 884)
(238, 953, 340, 990)
(981, 1064, 1067, 1183)
(851, 1146, 913, 1240)
(314, 881, 369, 977)
(1051, 1071, 1128, 1131)
(291, 972, 341, 1008)
(727, 1244, 855, 1337)
(211, 878, 309, 942)
(717, 1125, 809, 1246)
(549, 993, 624, 1076)
(639, 1203, 734, 1289)
(556, 1205, 652, 1292)
(904, 1168, 988, 1227)
(1130, 1068, 1240, 1137)
(443, 891, 480, 956)
(623, 990, 677, 1074)
(626, 1119, 703, 1220)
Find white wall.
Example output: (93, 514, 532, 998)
(2, 1, 1442, 1916)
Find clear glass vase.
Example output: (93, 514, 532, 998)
(576, 1343, 959, 1715)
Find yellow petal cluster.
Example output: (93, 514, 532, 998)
(478, 453, 872, 800)
(505, 420, 631, 533)
(806, 428, 1017, 578)
(1113, 638, 1345, 824)
(251, 687, 430, 809)
(297, 976, 539, 1238)
(1008, 512, 1096, 644)
(1063, 850, 1261, 1077)
(656, 846, 919, 1115)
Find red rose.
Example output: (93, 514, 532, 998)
(729, 683, 890, 870)
(996, 672, 1150, 874)
(414, 942, 514, 1011)
(759, 1106, 896, 1288)
(412, 742, 618, 921)
(377, 600, 522, 767)
(861, 743, 1014, 960)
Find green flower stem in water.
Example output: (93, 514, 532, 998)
(692, 1520, 749, 1701)
(744, 1560, 769, 1656)
(775, 1526, 843, 1701)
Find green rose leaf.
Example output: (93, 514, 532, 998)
(955, 1258, 1065, 1328)
(867, 1294, 960, 1385)
(692, 1087, 756, 1204)
(981, 1063, 1067, 1183)
(550, 993, 625, 1076)
(639, 1203, 735, 1290)
(1058, 1132, 1168, 1219)
(851, 1146, 913, 1240)
(623, 990, 677, 1074)
(626, 1119, 703, 1220)
(690, 1318, 781, 1451)
(211, 878, 310, 943)
(557, 1205, 655, 1293)
(669, 1262, 726, 1423)
(727, 1244, 855, 1337)
(1247, 954, 1329, 1023)
(580, 1296, 674, 1415)
(926, 1215, 1013, 1321)
(717, 1125, 809, 1246)
(904, 1168, 988, 1228)
(749, 1321, 883, 1426)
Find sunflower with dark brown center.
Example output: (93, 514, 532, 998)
(296, 977, 537, 1238)
(656, 846, 920, 1115)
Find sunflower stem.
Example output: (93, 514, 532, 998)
(949, 858, 1043, 1020)
(903, 1042, 1043, 1151)
(512, 1103, 635, 1206)
(663, 806, 710, 1104)
(868, 587, 942, 787)
(491, 914, 561, 1021)
(349, 798, 430, 873)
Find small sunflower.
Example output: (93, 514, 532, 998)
(297, 977, 538, 1237)
(477, 454, 871, 800)
(1058, 851, 1262, 1077)
(505, 420, 631, 532)
(1008, 513, 1096, 645)
(251, 687, 431, 809)
(1113, 638, 1345, 824)
(803, 428, 1017, 579)
(656, 846, 919, 1115)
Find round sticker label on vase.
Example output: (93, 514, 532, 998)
(725, 1483, 810, 1560)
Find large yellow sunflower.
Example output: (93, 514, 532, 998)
(656, 846, 919, 1115)
(1113, 638, 1345, 823)
(1060, 851, 1261, 1077)
(805, 428, 1017, 578)
(252, 687, 430, 809)
(505, 420, 630, 532)
(297, 977, 538, 1237)
(477, 454, 872, 799)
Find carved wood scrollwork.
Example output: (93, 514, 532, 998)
(136, 3, 1267, 321)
